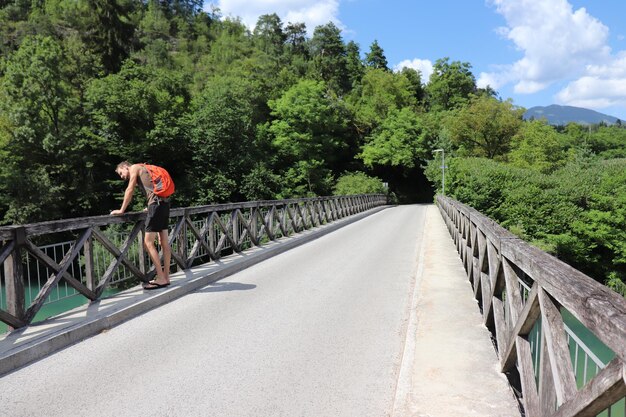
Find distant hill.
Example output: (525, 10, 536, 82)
(523, 104, 621, 126)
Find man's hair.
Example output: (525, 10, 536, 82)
(116, 161, 132, 170)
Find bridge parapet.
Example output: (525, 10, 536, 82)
(437, 195, 626, 417)
(0, 194, 386, 332)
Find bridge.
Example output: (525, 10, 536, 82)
(0, 195, 624, 417)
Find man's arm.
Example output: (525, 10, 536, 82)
(111, 165, 140, 215)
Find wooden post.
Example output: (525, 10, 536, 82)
(84, 231, 96, 291)
(250, 207, 258, 245)
(137, 229, 146, 277)
(208, 213, 216, 259)
(232, 210, 240, 252)
(5, 227, 26, 329)
(180, 213, 188, 268)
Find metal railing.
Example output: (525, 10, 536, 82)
(0, 194, 386, 332)
(437, 195, 626, 417)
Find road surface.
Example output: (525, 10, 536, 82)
(0, 205, 427, 417)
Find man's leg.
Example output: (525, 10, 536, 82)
(158, 229, 171, 283)
(144, 231, 166, 283)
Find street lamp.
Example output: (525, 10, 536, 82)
(433, 149, 445, 196)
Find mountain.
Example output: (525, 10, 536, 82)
(523, 104, 621, 126)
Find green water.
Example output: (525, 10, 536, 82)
(0, 284, 120, 334)
(562, 309, 624, 417)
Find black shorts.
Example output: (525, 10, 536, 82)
(145, 202, 170, 232)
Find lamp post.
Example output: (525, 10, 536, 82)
(433, 148, 445, 196)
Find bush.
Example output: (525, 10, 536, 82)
(427, 156, 626, 293)
(333, 171, 386, 195)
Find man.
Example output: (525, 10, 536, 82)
(111, 161, 171, 290)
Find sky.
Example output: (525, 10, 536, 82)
(206, 0, 626, 121)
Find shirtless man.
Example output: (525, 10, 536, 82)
(111, 161, 171, 290)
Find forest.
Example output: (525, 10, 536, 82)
(1, 0, 625, 294)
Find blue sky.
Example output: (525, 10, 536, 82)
(207, 0, 626, 121)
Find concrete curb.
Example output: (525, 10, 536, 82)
(0, 206, 389, 376)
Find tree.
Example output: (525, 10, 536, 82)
(253, 13, 285, 56)
(0, 35, 109, 222)
(426, 57, 476, 111)
(447, 95, 523, 158)
(268, 79, 349, 196)
(348, 68, 416, 137)
(361, 108, 429, 169)
(308, 22, 350, 94)
(345, 40, 364, 87)
(333, 172, 385, 195)
(364, 40, 388, 71)
(508, 120, 567, 172)
(284, 22, 307, 58)
(85, 60, 190, 209)
(399, 67, 425, 104)
(184, 75, 258, 203)
(138, 0, 171, 43)
(83, 0, 135, 73)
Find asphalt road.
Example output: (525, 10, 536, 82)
(0, 205, 427, 417)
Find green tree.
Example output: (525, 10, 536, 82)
(85, 60, 190, 209)
(268, 79, 349, 196)
(349, 68, 416, 137)
(333, 172, 385, 195)
(253, 13, 285, 56)
(364, 39, 388, 71)
(447, 95, 524, 158)
(0, 35, 100, 222)
(184, 75, 258, 203)
(284, 22, 307, 58)
(508, 120, 566, 172)
(138, 0, 171, 43)
(83, 0, 135, 73)
(308, 22, 350, 93)
(399, 67, 425, 104)
(345, 40, 364, 87)
(361, 108, 429, 169)
(426, 57, 476, 111)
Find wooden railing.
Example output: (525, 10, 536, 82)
(0, 194, 386, 331)
(437, 195, 626, 417)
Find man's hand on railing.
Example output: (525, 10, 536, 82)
(110, 209, 124, 215)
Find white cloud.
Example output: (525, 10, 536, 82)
(393, 59, 433, 82)
(556, 77, 626, 108)
(484, 0, 626, 116)
(484, 0, 611, 93)
(211, 0, 341, 33)
(555, 52, 626, 109)
(477, 68, 515, 90)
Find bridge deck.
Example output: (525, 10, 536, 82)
(0, 205, 519, 417)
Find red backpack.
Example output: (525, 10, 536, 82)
(143, 164, 175, 198)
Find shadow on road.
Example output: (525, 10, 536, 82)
(195, 282, 257, 293)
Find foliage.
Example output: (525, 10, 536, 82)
(426, 156, 626, 292)
(508, 120, 567, 172)
(308, 22, 350, 94)
(184, 75, 258, 203)
(361, 108, 429, 169)
(0, 35, 92, 222)
(268, 79, 349, 196)
(348, 68, 417, 137)
(333, 172, 386, 195)
(364, 40, 388, 71)
(425, 57, 476, 111)
(446, 95, 524, 158)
